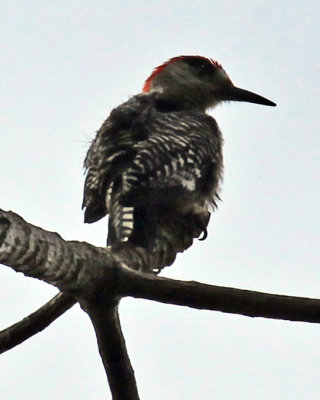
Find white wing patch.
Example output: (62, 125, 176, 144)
(181, 178, 196, 191)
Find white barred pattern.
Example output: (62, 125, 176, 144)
(83, 91, 223, 247)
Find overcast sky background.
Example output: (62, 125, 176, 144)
(1, 1, 320, 399)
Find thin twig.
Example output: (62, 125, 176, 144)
(0, 292, 76, 353)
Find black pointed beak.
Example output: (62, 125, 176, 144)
(219, 85, 276, 107)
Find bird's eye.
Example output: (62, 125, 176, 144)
(198, 63, 215, 76)
(183, 57, 215, 75)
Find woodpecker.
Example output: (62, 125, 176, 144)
(83, 55, 276, 270)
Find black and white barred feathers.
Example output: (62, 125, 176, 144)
(83, 92, 223, 256)
(82, 55, 275, 271)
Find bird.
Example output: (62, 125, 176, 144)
(82, 55, 276, 271)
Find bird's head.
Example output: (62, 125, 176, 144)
(143, 55, 276, 110)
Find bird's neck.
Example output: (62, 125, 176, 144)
(148, 84, 220, 112)
(149, 89, 214, 112)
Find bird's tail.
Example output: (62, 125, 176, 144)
(107, 187, 134, 246)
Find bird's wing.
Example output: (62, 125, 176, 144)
(121, 128, 222, 208)
(106, 122, 222, 248)
(82, 94, 151, 223)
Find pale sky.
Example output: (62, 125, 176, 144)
(1, 1, 320, 399)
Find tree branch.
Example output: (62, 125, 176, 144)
(2, 208, 320, 325)
(0, 209, 119, 293)
(2, 207, 320, 399)
(0, 293, 76, 353)
(0, 209, 177, 289)
(81, 299, 140, 400)
(120, 267, 320, 323)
